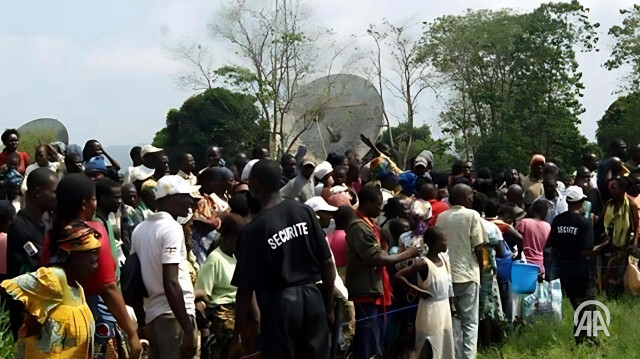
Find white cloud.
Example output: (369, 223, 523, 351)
(84, 45, 181, 73)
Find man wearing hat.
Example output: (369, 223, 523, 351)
(84, 155, 108, 181)
(521, 154, 546, 207)
(280, 145, 317, 203)
(123, 145, 158, 185)
(313, 161, 334, 197)
(131, 176, 201, 358)
(545, 185, 608, 343)
(412, 150, 434, 182)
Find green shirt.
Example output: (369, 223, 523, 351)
(195, 247, 237, 307)
(345, 219, 385, 300)
(94, 214, 121, 281)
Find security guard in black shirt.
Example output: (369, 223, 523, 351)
(230, 160, 335, 359)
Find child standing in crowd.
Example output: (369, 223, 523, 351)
(396, 227, 454, 359)
(516, 201, 551, 273)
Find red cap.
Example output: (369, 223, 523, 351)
(530, 154, 546, 167)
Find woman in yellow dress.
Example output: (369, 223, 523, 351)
(1, 221, 101, 358)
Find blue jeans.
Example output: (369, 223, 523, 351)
(453, 282, 480, 359)
(353, 302, 384, 359)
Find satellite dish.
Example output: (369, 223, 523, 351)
(282, 74, 383, 162)
(15, 118, 69, 162)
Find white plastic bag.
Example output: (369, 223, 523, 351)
(522, 279, 562, 322)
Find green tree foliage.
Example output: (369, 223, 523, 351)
(153, 87, 269, 169)
(416, 0, 597, 174)
(19, 128, 58, 165)
(606, 4, 640, 90)
(596, 92, 640, 149)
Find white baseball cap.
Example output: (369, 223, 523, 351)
(565, 185, 587, 203)
(305, 196, 338, 212)
(241, 159, 259, 182)
(414, 157, 428, 168)
(155, 175, 201, 200)
(141, 145, 163, 158)
(313, 161, 333, 180)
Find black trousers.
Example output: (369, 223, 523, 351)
(258, 283, 330, 359)
(558, 263, 597, 342)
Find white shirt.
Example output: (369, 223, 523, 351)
(534, 191, 568, 224)
(123, 165, 155, 184)
(21, 161, 63, 194)
(376, 188, 396, 226)
(131, 211, 195, 323)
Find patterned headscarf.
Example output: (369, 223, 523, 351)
(193, 194, 221, 228)
(58, 222, 102, 252)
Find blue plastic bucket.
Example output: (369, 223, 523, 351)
(510, 260, 539, 294)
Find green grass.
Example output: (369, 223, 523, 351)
(478, 295, 640, 359)
(0, 304, 14, 359)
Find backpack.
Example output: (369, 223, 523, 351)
(120, 252, 148, 308)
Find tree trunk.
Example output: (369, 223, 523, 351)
(403, 81, 413, 169)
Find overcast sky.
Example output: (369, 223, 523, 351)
(0, 0, 636, 150)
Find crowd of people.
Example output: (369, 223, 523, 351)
(0, 125, 639, 359)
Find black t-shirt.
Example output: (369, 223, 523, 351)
(231, 199, 332, 293)
(7, 210, 46, 278)
(545, 211, 594, 263)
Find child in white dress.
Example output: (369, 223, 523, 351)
(395, 227, 454, 359)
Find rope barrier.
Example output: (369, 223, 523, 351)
(349, 261, 640, 323)
(353, 304, 419, 323)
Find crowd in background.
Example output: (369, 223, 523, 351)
(0, 125, 639, 359)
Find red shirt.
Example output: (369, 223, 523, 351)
(491, 219, 512, 234)
(40, 220, 117, 295)
(0, 150, 30, 175)
(327, 230, 347, 267)
(0, 233, 7, 275)
(516, 218, 551, 273)
(428, 199, 450, 227)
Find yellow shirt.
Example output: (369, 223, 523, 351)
(1, 266, 94, 359)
